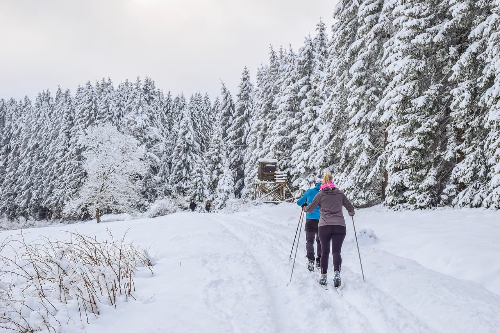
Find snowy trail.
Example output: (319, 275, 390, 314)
(217, 213, 433, 333)
(226, 206, 500, 333)
(2, 204, 500, 333)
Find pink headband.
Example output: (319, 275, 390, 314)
(320, 181, 336, 191)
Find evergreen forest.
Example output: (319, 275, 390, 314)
(1, 0, 500, 221)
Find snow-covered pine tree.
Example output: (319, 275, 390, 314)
(203, 93, 214, 136)
(377, 0, 451, 208)
(73, 82, 97, 136)
(244, 66, 269, 197)
(215, 143, 235, 209)
(16, 95, 41, 218)
(40, 88, 66, 217)
(0, 98, 6, 187)
(161, 94, 187, 196)
(122, 77, 166, 202)
(169, 101, 200, 197)
(112, 80, 132, 127)
(0, 99, 7, 199)
(268, 46, 300, 177)
(203, 107, 224, 200)
(290, 35, 320, 189)
(188, 93, 208, 153)
(210, 96, 220, 137)
(47, 88, 76, 217)
(0, 99, 22, 219)
(64, 124, 148, 219)
(228, 67, 253, 197)
(219, 81, 235, 140)
(482, 1, 500, 208)
(309, 0, 361, 188)
(302, 20, 330, 188)
(443, 0, 492, 207)
(334, 0, 386, 207)
(189, 159, 205, 203)
(96, 78, 114, 123)
(305, 19, 329, 160)
(259, 47, 281, 159)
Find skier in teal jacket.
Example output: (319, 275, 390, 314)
(297, 175, 322, 271)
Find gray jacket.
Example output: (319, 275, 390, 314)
(305, 187, 355, 227)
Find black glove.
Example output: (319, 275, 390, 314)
(349, 211, 355, 216)
(301, 202, 308, 208)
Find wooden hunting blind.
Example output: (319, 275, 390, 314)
(254, 158, 293, 203)
(258, 160, 277, 181)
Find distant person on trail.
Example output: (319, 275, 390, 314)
(205, 200, 211, 213)
(297, 175, 323, 272)
(189, 200, 197, 212)
(305, 172, 355, 288)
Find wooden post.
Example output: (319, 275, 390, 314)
(96, 208, 100, 223)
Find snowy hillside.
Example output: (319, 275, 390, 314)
(1, 203, 499, 332)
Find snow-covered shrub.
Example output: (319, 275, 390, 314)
(0, 230, 154, 332)
(147, 198, 180, 218)
(218, 198, 261, 214)
(0, 217, 77, 232)
(99, 213, 136, 222)
(347, 228, 378, 246)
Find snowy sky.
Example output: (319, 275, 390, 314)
(0, 0, 337, 101)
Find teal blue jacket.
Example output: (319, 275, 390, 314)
(297, 183, 321, 220)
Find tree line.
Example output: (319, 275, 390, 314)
(1, 0, 499, 221)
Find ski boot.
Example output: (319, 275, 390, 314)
(319, 274, 327, 286)
(308, 259, 315, 272)
(333, 270, 341, 288)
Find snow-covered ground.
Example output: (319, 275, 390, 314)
(1, 203, 500, 332)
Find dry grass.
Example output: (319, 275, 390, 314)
(0, 229, 154, 332)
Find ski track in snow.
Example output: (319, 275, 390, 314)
(2, 204, 500, 333)
(217, 213, 433, 333)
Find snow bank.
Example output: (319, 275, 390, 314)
(0, 217, 78, 231)
(145, 198, 180, 218)
(100, 213, 136, 222)
(355, 205, 500, 295)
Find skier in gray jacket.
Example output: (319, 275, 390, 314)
(305, 172, 355, 287)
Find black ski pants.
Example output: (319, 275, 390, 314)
(305, 219, 321, 262)
(319, 225, 346, 274)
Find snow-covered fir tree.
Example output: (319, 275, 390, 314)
(482, 1, 500, 208)
(334, 0, 386, 207)
(309, 0, 361, 188)
(268, 47, 300, 176)
(376, 0, 451, 208)
(215, 144, 235, 208)
(169, 102, 200, 197)
(443, 0, 493, 207)
(228, 67, 253, 197)
(218, 82, 235, 140)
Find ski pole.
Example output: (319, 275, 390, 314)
(288, 210, 305, 284)
(289, 208, 304, 260)
(351, 216, 365, 282)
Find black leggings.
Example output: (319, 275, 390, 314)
(319, 225, 346, 274)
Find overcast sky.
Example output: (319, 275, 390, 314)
(0, 0, 337, 101)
